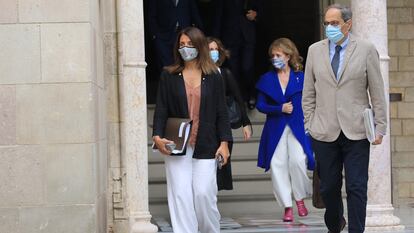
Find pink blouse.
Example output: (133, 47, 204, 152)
(184, 81, 201, 146)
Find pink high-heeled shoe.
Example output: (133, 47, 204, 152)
(283, 207, 294, 222)
(296, 200, 308, 217)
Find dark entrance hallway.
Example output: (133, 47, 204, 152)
(144, 0, 320, 104)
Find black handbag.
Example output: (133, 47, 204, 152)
(226, 95, 242, 129)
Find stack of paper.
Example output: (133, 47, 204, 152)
(170, 120, 191, 154)
(363, 108, 376, 143)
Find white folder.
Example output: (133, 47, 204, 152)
(363, 108, 376, 143)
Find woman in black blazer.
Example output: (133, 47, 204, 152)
(207, 37, 252, 190)
(152, 27, 232, 233)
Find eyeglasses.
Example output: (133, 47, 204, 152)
(323, 20, 344, 27)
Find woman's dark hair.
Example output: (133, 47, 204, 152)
(207, 37, 230, 67)
(165, 27, 217, 74)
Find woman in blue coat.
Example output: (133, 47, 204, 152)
(256, 38, 315, 222)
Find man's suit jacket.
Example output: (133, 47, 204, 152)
(147, 0, 203, 41)
(302, 34, 387, 142)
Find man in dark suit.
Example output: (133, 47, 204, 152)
(147, 0, 203, 68)
(212, 0, 262, 109)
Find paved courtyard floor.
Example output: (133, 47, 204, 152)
(153, 206, 414, 233)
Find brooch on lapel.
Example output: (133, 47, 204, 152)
(296, 76, 300, 83)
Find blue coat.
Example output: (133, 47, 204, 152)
(256, 70, 315, 172)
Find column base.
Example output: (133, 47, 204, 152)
(129, 211, 158, 233)
(365, 204, 405, 232)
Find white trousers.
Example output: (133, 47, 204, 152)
(164, 146, 220, 233)
(270, 126, 312, 208)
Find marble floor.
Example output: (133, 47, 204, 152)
(153, 206, 414, 233)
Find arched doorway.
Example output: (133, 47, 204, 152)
(143, 0, 321, 104)
(143, 0, 322, 219)
(130, 0, 402, 231)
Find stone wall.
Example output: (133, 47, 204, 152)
(387, 0, 414, 205)
(0, 0, 107, 232)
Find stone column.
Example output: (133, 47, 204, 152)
(351, 0, 404, 231)
(116, 0, 158, 232)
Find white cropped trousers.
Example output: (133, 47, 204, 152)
(270, 126, 312, 208)
(164, 146, 220, 233)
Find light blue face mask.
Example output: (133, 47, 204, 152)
(325, 24, 344, 44)
(210, 50, 219, 63)
(178, 46, 198, 61)
(272, 57, 285, 69)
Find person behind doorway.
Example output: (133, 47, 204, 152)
(152, 27, 232, 233)
(208, 37, 253, 141)
(302, 4, 387, 233)
(255, 38, 315, 222)
(147, 0, 203, 69)
(212, 0, 263, 109)
(207, 36, 253, 190)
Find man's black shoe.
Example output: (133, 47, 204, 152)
(327, 217, 346, 233)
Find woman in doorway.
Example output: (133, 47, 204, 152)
(255, 38, 315, 222)
(207, 37, 253, 190)
(152, 27, 232, 233)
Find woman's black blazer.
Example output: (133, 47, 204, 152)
(152, 70, 233, 159)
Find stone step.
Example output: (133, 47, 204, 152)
(146, 122, 264, 142)
(148, 138, 261, 163)
(149, 174, 272, 185)
(147, 105, 321, 219)
(149, 156, 265, 179)
(149, 174, 346, 203)
(149, 193, 276, 206)
(149, 194, 279, 217)
(147, 104, 267, 123)
(148, 164, 346, 218)
(149, 172, 318, 197)
(149, 194, 328, 218)
(149, 174, 273, 199)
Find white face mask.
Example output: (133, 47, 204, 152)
(178, 46, 198, 61)
(271, 57, 286, 69)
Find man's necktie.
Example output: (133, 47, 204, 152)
(331, 45, 342, 79)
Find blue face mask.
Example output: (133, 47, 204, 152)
(210, 50, 219, 63)
(325, 24, 344, 44)
(178, 46, 198, 61)
(272, 57, 285, 69)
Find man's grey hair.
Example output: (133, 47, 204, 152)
(326, 4, 352, 21)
